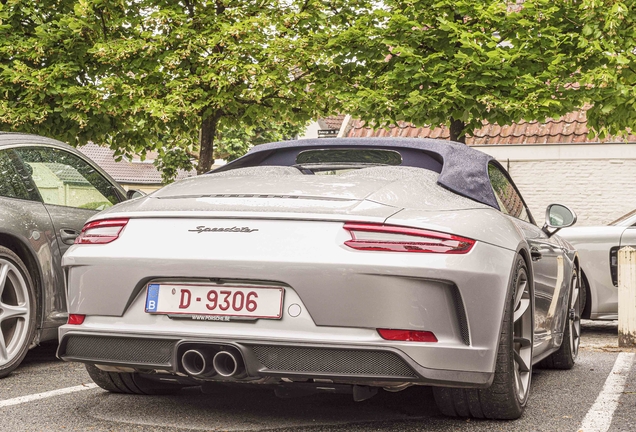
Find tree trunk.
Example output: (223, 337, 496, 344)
(449, 118, 466, 144)
(198, 116, 218, 174)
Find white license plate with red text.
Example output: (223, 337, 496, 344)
(145, 283, 284, 319)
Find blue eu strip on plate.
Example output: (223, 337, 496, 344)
(145, 284, 160, 312)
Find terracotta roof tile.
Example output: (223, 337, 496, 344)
(472, 135, 487, 145)
(428, 127, 442, 139)
(507, 135, 525, 144)
(573, 120, 589, 137)
(345, 108, 636, 145)
(571, 134, 588, 143)
(563, 111, 578, 123)
(500, 124, 514, 138)
(547, 121, 562, 137)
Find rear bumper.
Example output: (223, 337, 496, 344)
(61, 218, 518, 384)
(57, 331, 493, 388)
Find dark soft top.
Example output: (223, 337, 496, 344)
(213, 138, 500, 209)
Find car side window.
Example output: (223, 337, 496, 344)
(0, 149, 41, 202)
(488, 163, 531, 223)
(13, 147, 122, 210)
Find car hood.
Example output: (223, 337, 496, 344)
(558, 225, 626, 243)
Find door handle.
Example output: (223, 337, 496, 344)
(60, 229, 80, 245)
(530, 247, 542, 261)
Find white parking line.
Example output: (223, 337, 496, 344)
(578, 352, 635, 432)
(0, 383, 98, 408)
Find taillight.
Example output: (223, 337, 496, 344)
(343, 223, 475, 254)
(68, 314, 86, 325)
(75, 218, 129, 244)
(378, 329, 438, 342)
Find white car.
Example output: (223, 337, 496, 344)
(559, 210, 636, 320)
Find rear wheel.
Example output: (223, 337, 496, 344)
(0, 246, 36, 379)
(433, 256, 533, 419)
(85, 364, 184, 395)
(538, 270, 580, 369)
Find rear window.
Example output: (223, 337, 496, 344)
(296, 149, 402, 166)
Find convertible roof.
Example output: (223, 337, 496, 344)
(213, 138, 500, 209)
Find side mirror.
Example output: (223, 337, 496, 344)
(126, 189, 146, 200)
(542, 204, 577, 237)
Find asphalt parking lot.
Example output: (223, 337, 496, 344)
(1, 320, 634, 432)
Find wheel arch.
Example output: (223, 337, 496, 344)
(580, 268, 592, 319)
(517, 246, 535, 298)
(0, 231, 45, 336)
(567, 252, 587, 320)
(489, 245, 535, 371)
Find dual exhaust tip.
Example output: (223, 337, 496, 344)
(181, 347, 245, 378)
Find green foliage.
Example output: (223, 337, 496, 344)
(2, 0, 633, 166)
(576, 1, 636, 140)
(330, 0, 588, 140)
(0, 0, 358, 180)
(153, 146, 193, 185)
(215, 120, 305, 162)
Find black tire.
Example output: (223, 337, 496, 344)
(537, 270, 580, 370)
(85, 364, 184, 395)
(0, 246, 37, 379)
(433, 256, 533, 419)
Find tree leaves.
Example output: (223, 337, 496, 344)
(1, 0, 634, 176)
(0, 0, 357, 180)
(332, 0, 587, 142)
(577, 0, 636, 140)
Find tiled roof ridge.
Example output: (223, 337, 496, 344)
(346, 108, 636, 144)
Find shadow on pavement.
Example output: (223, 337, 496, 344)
(22, 340, 60, 366)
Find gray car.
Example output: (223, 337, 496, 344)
(0, 132, 129, 378)
(559, 210, 636, 320)
(57, 138, 580, 420)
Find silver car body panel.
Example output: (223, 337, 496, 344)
(0, 197, 62, 328)
(59, 161, 576, 387)
(560, 223, 636, 319)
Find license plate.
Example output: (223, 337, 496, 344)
(145, 283, 284, 319)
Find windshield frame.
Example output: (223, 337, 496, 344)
(610, 209, 636, 226)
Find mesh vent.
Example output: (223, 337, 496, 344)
(64, 336, 175, 365)
(251, 346, 416, 377)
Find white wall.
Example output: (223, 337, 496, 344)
(475, 143, 636, 226)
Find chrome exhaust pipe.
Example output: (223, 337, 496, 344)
(181, 349, 216, 377)
(213, 350, 245, 378)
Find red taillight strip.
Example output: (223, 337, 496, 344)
(343, 223, 475, 254)
(75, 218, 129, 244)
(378, 329, 438, 342)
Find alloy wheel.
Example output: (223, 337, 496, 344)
(568, 274, 581, 358)
(0, 258, 31, 366)
(512, 269, 532, 402)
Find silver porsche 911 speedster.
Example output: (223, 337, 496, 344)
(57, 138, 581, 420)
